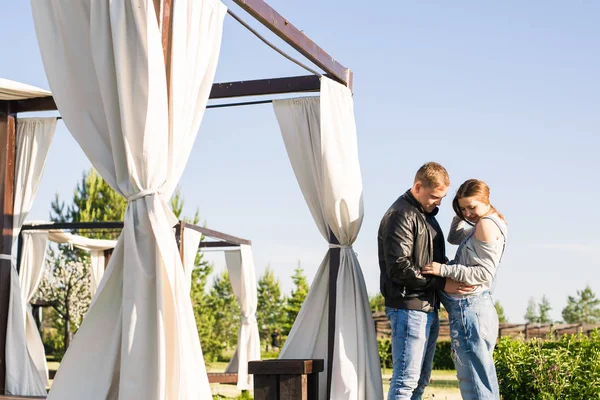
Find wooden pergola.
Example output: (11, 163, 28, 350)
(0, 0, 352, 397)
(19, 220, 252, 387)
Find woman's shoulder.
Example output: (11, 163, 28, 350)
(474, 215, 504, 243)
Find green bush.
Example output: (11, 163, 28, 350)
(432, 340, 454, 370)
(495, 330, 600, 399)
(378, 338, 454, 370)
(378, 338, 392, 369)
(42, 327, 65, 359)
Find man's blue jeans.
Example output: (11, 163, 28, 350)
(440, 291, 500, 400)
(385, 307, 439, 400)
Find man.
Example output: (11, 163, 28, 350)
(378, 162, 473, 400)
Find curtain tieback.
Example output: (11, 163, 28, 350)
(241, 315, 257, 325)
(328, 244, 352, 250)
(0, 254, 11, 260)
(127, 188, 162, 202)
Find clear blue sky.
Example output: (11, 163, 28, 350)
(1, 0, 598, 323)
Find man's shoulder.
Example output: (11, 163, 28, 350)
(390, 196, 419, 216)
(381, 200, 420, 229)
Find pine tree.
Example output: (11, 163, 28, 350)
(524, 297, 539, 323)
(257, 266, 285, 342)
(538, 295, 553, 324)
(562, 285, 600, 324)
(283, 263, 309, 335)
(51, 169, 126, 239)
(207, 271, 240, 351)
(495, 301, 508, 323)
(169, 189, 220, 360)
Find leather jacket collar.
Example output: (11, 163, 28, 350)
(403, 189, 439, 217)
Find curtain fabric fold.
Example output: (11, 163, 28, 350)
(224, 244, 261, 390)
(5, 117, 56, 396)
(31, 1, 226, 398)
(273, 77, 382, 400)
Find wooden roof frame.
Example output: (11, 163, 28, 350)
(12, 0, 352, 115)
(0, 1, 352, 396)
(17, 221, 251, 274)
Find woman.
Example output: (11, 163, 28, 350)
(422, 179, 507, 400)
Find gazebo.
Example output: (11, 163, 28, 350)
(16, 220, 257, 391)
(0, 1, 380, 399)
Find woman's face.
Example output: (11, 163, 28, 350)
(458, 196, 489, 223)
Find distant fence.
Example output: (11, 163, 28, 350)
(373, 311, 598, 341)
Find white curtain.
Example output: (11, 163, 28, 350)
(273, 77, 382, 400)
(224, 244, 261, 390)
(31, 1, 226, 399)
(47, 230, 117, 298)
(6, 232, 50, 396)
(5, 118, 56, 396)
(89, 251, 106, 297)
(182, 228, 202, 293)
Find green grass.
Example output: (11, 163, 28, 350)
(48, 356, 461, 399)
(382, 370, 461, 400)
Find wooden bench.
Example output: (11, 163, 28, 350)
(249, 359, 323, 400)
(207, 372, 238, 384)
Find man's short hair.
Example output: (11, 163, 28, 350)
(414, 162, 450, 188)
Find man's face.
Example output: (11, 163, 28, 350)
(414, 182, 448, 213)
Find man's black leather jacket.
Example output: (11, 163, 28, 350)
(378, 190, 447, 312)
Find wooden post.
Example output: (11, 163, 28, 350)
(249, 359, 324, 400)
(0, 100, 16, 394)
(176, 221, 185, 264)
(327, 231, 340, 399)
(103, 248, 113, 270)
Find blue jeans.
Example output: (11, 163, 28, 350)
(385, 307, 439, 400)
(440, 291, 500, 400)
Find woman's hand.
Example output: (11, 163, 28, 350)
(422, 262, 442, 276)
(444, 279, 476, 295)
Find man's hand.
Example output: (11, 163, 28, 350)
(422, 262, 442, 276)
(444, 278, 476, 295)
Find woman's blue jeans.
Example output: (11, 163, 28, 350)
(440, 291, 500, 400)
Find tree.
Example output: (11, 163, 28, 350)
(369, 293, 385, 313)
(50, 168, 127, 270)
(524, 297, 539, 323)
(38, 169, 126, 355)
(169, 189, 221, 361)
(538, 295, 553, 324)
(35, 250, 91, 351)
(206, 270, 240, 351)
(283, 263, 309, 335)
(495, 301, 508, 323)
(562, 285, 600, 324)
(257, 266, 285, 342)
(51, 169, 126, 239)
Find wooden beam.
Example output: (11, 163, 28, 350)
(209, 75, 320, 99)
(20, 221, 251, 247)
(184, 223, 251, 246)
(0, 100, 16, 394)
(231, 0, 351, 88)
(15, 75, 321, 114)
(198, 241, 242, 249)
(14, 96, 56, 113)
